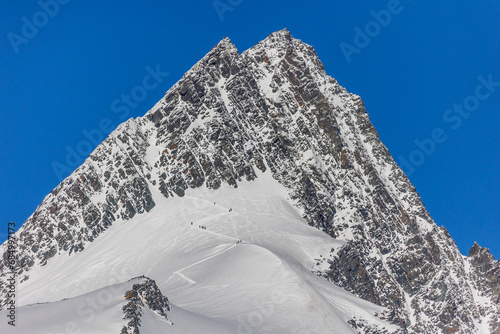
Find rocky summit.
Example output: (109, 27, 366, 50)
(0, 29, 498, 333)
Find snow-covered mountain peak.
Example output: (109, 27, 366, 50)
(1, 30, 499, 333)
(265, 27, 294, 43)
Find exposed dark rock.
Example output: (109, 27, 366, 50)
(121, 277, 172, 334)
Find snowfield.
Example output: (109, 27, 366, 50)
(0, 171, 398, 333)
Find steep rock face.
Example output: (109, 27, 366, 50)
(0, 29, 498, 333)
(121, 276, 172, 334)
(0, 121, 156, 284)
(466, 244, 500, 334)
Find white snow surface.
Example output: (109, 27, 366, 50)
(0, 171, 397, 333)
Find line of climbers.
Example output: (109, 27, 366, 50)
(190, 222, 206, 230)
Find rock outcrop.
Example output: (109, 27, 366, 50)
(121, 276, 172, 334)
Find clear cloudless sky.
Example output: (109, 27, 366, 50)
(0, 0, 499, 258)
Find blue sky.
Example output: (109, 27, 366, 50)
(0, 0, 499, 258)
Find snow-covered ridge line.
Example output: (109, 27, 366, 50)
(0, 276, 172, 334)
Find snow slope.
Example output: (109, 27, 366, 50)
(0, 171, 397, 333)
